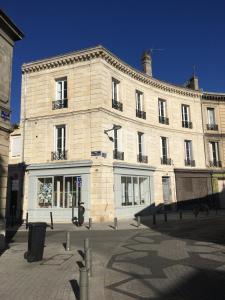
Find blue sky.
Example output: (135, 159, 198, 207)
(1, 0, 225, 123)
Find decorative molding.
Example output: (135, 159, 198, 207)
(22, 46, 203, 98)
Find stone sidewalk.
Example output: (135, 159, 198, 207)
(0, 213, 225, 299)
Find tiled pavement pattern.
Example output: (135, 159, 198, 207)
(105, 218, 225, 300)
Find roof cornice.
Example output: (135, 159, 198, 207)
(0, 9, 24, 40)
(22, 45, 202, 98)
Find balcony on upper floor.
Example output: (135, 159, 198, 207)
(51, 150, 68, 161)
(182, 121, 193, 129)
(209, 160, 222, 167)
(161, 157, 171, 165)
(185, 159, 195, 166)
(206, 124, 218, 131)
(159, 116, 169, 125)
(136, 109, 146, 120)
(52, 99, 68, 110)
(112, 99, 123, 111)
(113, 150, 124, 160)
(137, 154, 148, 163)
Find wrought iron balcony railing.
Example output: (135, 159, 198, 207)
(113, 150, 124, 160)
(112, 99, 123, 111)
(182, 121, 193, 129)
(52, 99, 68, 110)
(207, 124, 218, 131)
(137, 154, 148, 163)
(161, 157, 171, 165)
(159, 116, 169, 125)
(185, 159, 195, 166)
(209, 160, 222, 167)
(51, 150, 67, 160)
(136, 109, 146, 119)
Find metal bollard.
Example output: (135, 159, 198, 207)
(179, 210, 183, 220)
(79, 267, 89, 300)
(66, 231, 70, 251)
(164, 212, 167, 222)
(88, 218, 92, 230)
(153, 213, 156, 225)
(50, 212, 54, 229)
(114, 217, 118, 230)
(84, 238, 89, 253)
(85, 247, 92, 277)
(137, 215, 141, 228)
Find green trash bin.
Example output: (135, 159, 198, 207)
(26, 222, 47, 262)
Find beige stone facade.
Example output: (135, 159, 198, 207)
(18, 45, 220, 223)
(0, 10, 23, 219)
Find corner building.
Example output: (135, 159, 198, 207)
(21, 46, 207, 222)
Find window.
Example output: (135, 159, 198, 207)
(181, 105, 192, 128)
(158, 99, 169, 124)
(112, 78, 123, 111)
(52, 125, 67, 160)
(121, 176, 149, 206)
(184, 140, 195, 166)
(37, 176, 82, 208)
(137, 132, 148, 163)
(207, 108, 218, 130)
(136, 90, 146, 119)
(209, 141, 221, 167)
(113, 127, 124, 160)
(53, 78, 68, 109)
(160, 137, 171, 165)
(11, 136, 22, 157)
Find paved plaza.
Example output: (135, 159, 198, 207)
(0, 212, 225, 299)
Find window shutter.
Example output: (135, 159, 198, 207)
(118, 128, 123, 152)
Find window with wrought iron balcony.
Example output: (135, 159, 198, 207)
(158, 99, 169, 125)
(160, 136, 171, 165)
(185, 159, 195, 166)
(113, 126, 124, 160)
(52, 125, 67, 160)
(181, 104, 192, 129)
(53, 78, 68, 110)
(137, 132, 148, 163)
(209, 141, 221, 167)
(136, 90, 146, 119)
(184, 140, 195, 166)
(112, 78, 123, 111)
(206, 108, 218, 130)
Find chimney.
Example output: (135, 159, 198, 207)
(141, 51, 152, 77)
(186, 75, 199, 91)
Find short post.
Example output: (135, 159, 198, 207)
(85, 247, 92, 277)
(114, 217, 118, 230)
(84, 238, 89, 253)
(26, 212, 28, 229)
(66, 231, 70, 251)
(179, 210, 183, 220)
(79, 267, 89, 300)
(88, 218, 92, 230)
(164, 212, 167, 222)
(137, 215, 141, 228)
(50, 212, 54, 229)
(153, 213, 156, 225)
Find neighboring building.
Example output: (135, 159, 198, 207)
(0, 10, 24, 219)
(18, 45, 215, 223)
(201, 92, 225, 208)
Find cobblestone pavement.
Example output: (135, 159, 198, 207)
(1, 214, 225, 300)
(105, 217, 225, 300)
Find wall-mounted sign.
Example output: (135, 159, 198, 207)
(91, 151, 107, 158)
(1, 110, 10, 121)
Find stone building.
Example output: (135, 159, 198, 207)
(0, 10, 23, 219)
(18, 45, 223, 223)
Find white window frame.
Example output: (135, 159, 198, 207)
(207, 108, 216, 125)
(184, 140, 193, 161)
(136, 90, 143, 111)
(182, 104, 190, 122)
(112, 78, 119, 101)
(56, 78, 67, 101)
(54, 125, 66, 153)
(160, 136, 169, 159)
(209, 141, 219, 162)
(158, 99, 166, 118)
